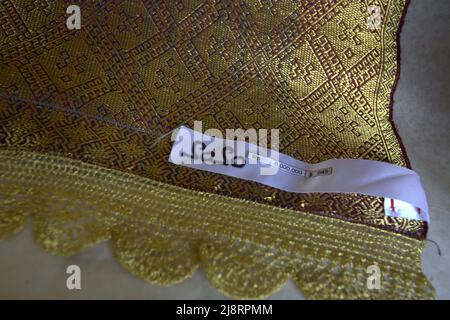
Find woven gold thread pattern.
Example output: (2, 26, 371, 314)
(0, 150, 434, 299)
(0, 0, 433, 299)
(0, 0, 425, 237)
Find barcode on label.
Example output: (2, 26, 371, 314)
(249, 152, 332, 178)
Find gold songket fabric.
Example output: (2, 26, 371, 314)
(0, 0, 434, 299)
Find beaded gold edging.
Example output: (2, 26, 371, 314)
(0, 150, 434, 299)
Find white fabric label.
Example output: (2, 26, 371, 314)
(169, 126, 429, 222)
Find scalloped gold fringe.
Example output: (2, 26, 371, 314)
(0, 149, 434, 299)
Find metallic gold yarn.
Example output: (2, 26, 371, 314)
(0, 150, 434, 299)
(0, 0, 433, 299)
(0, 0, 426, 237)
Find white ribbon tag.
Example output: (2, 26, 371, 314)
(169, 126, 429, 222)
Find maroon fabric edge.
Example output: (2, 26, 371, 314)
(389, 0, 429, 238)
(389, 0, 412, 169)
